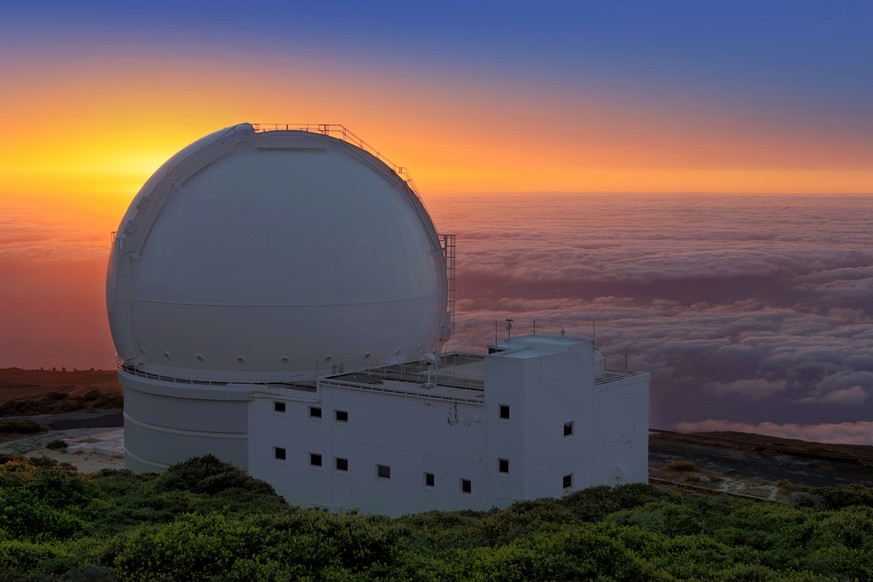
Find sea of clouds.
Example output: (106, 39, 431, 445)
(428, 194, 873, 444)
(2, 192, 872, 444)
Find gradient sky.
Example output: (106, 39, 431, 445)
(1, 0, 872, 196)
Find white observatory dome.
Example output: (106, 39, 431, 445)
(107, 123, 451, 382)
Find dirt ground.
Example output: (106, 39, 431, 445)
(649, 431, 873, 502)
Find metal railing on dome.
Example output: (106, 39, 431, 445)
(251, 123, 422, 199)
(117, 361, 317, 391)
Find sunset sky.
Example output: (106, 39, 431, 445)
(1, 0, 872, 198)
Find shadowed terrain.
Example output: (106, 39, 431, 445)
(0, 368, 122, 417)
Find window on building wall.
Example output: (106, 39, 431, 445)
(461, 479, 472, 494)
(309, 406, 322, 418)
(563, 421, 574, 437)
(377, 464, 391, 479)
(310, 453, 322, 467)
(424, 472, 435, 487)
(499, 404, 510, 420)
(336, 457, 348, 471)
(273, 401, 286, 413)
(563, 474, 573, 489)
(498, 458, 509, 473)
(335, 410, 348, 422)
(274, 447, 286, 460)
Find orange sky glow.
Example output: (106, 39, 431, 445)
(2, 45, 872, 204)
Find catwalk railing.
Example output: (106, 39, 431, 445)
(250, 123, 422, 199)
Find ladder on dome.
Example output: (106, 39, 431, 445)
(441, 234, 456, 334)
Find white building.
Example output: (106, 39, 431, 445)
(108, 124, 649, 516)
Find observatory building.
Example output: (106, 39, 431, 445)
(107, 123, 649, 516)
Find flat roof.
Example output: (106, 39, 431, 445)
(489, 334, 590, 352)
(320, 353, 485, 404)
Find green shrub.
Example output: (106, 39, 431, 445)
(111, 513, 277, 581)
(667, 459, 699, 472)
(0, 456, 872, 580)
(562, 483, 673, 522)
(0, 540, 79, 578)
(0, 419, 43, 434)
(155, 455, 278, 497)
(816, 484, 873, 509)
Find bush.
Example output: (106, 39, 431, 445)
(667, 459, 699, 472)
(156, 455, 278, 497)
(816, 484, 873, 509)
(562, 483, 672, 522)
(46, 440, 68, 451)
(0, 419, 44, 434)
(1, 456, 873, 580)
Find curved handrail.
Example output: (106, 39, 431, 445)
(251, 123, 422, 198)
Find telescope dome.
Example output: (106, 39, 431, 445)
(107, 123, 451, 382)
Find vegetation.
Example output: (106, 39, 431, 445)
(1, 455, 872, 581)
(0, 368, 123, 417)
(666, 459, 698, 473)
(0, 419, 45, 435)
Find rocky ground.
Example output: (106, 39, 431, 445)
(649, 430, 873, 502)
(0, 424, 124, 472)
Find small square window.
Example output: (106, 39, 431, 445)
(309, 406, 322, 418)
(461, 478, 472, 494)
(563, 474, 573, 489)
(377, 464, 391, 479)
(273, 401, 286, 413)
(310, 453, 322, 467)
(498, 458, 509, 474)
(499, 404, 510, 420)
(563, 421, 574, 437)
(336, 457, 348, 471)
(424, 472, 435, 487)
(274, 447, 286, 460)
(335, 410, 349, 422)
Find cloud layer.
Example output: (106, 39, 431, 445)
(430, 194, 873, 444)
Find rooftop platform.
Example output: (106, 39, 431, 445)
(121, 334, 641, 401)
(320, 353, 486, 404)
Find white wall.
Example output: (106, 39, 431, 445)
(592, 373, 650, 484)
(121, 370, 251, 472)
(247, 384, 489, 516)
(485, 337, 598, 499)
